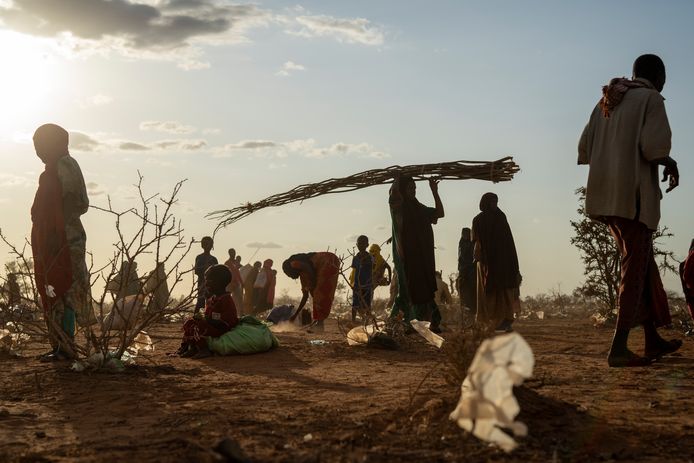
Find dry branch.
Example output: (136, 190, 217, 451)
(209, 156, 519, 230)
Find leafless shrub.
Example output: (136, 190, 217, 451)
(0, 173, 196, 365)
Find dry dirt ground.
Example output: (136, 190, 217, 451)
(1, 318, 694, 463)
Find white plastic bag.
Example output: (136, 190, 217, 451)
(102, 295, 145, 331)
(410, 319, 444, 348)
(449, 332, 534, 452)
(346, 325, 378, 346)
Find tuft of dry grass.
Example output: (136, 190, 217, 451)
(441, 323, 495, 387)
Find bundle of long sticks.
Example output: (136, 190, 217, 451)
(209, 156, 519, 230)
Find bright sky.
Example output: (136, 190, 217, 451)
(1, 0, 692, 299)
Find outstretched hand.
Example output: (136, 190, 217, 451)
(662, 162, 679, 193)
(428, 178, 440, 193)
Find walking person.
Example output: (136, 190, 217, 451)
(578, 53, 681, 367)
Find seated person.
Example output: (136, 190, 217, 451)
(178, 264, 238, 359)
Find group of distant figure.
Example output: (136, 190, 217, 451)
(12, 53, 694, 367)
(193, 236, 277, 317)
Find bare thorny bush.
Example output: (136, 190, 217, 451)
(0, 173, 196, 365)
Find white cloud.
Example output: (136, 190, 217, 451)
(220, 138, 389, 160)
(86, 181, 106, 196)
(66, 130, 209, 154)
(276, 60, 306, 77)
(119, 141, 151, 151)
(0, 0, 272, 69)
(0, 173, 32, 188)
(0, 3, 386, 69)
(69, 131, 101, 152)
(224, 140, 277, 150)
(246, 241, 283, 249)
(202, 127, 221, 135)
(79, 93, 114, 108)
(288, 14, 385, 46)
(140, 120, 196, 134)
(152, 139, 208, 151)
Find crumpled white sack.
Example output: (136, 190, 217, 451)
(102, 295, 145, 331)
(346, 325, 378, 346)
(128, 331, 154, 355)
(449, 332, 534, 452)
(410, 319, 444, 348)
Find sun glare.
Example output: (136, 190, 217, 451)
(0, 31, 64, 131)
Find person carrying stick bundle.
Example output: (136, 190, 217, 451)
(388, 175, 444, 333)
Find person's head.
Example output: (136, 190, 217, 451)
(263, 259, 273, 269)
(399, 176, 416, 200)
(200, 236, 214, 253)
(461, 227, 471, 240)
(633, 54, 666, 92)
(435, 270, 442, 279)
(479, 192, 498, 212)
(228, 248, 236, 259)
(33, 123, 69, 165)
(282, 258, 300, 279)
(253, 261, 262, 270)
(204, 264, 232, 296)
(356, 235, 369, 252)
(235, 255, 242, 264)
(369, 243, 381, 255)
(120, 260, 136, 272)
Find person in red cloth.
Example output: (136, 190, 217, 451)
(681, 239, 694, 324)
(31, 123, 92, 362)
(282, 252, 340, 332)
(178, 264, 238, 359)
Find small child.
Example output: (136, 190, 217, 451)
(194, 236, 218, 312)
(369, 243, 392, 287)
(179, 264, 238, 359)
(351, 235, 374, 322)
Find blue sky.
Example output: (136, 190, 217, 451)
(0, 0, 692, 297)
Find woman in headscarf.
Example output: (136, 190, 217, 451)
(143, 262, 169, 313)
(282, 252, 340, 332)
(31, 123, 93, 361)
(389, 175, 445, 332)
(253, 259, 276, 313)
(471, 192, 521, 331)
(243, 261, 261, 313)
(457, 227, 477, 314)
(224, 248, 244, 315)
